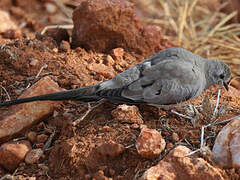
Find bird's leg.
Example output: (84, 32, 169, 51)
(171, 109, 193, 120)
(212, 89, 221, 118)
(171, 104, 200, 126)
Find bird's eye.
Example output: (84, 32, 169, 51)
(219, 74, 225, 79)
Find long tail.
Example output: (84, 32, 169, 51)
(0, 85, 101, 107)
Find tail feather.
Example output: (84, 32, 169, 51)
(0, 85, 100, 107)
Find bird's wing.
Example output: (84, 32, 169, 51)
(120, 59, 203, 105)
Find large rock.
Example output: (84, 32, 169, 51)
(140, 146, 227, 180)
(0, 140, 31, 171)
(0, 10, 18, 33)
(0, 76, 64, 143)
(72, 0, 174, 57)
(213, 117, 240, 168)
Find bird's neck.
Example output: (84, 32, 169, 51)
(203, 60, 216, 89)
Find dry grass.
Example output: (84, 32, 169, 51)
(140, 0, 240, 78)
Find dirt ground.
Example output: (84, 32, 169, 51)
(0, 0, 240, 179)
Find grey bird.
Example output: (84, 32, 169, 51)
(0, 48, 231, 107)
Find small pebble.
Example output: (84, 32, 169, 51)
(102, 126, 111, 132)
(166, 143, 174, 150)
(131, 123, 139, 129)
(27, 131, 37, 143)
(29, 58, 39, 66)
(37, 134, 48, 143)
(25, 149, 44, 164)
(172, 132, 179, 142)
(45, 3, 57, 14)
(59, 40, 70, 52)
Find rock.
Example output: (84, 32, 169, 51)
(0, 10, 18, 33)
(166, 142, 174, 150)
(102, 125, 111, 132)
(36, 134, 48, 143)
(111, 104, 143, 124)
(72, 0, 174, 57)
(0, 76, 64, 143)
(0, 140, 31, 171)
(140, 146, 228, 180)
(111, 48, 124, 61)
(45, 2, 57, 14)
(212, 117, 240, 168)
(27, 131, 37, 143)
(25, 149, 44, 164)
(172, 132, 179, 142)
(29, 58, 39, 66)
(131, 123, 139, 129)
(87, 63, 116, 79)
(2, 29, 21, 39)
(136, 127, 166, 159)
(104, 55, 115, 66)
(35, 143, 44, 148)
(85, 140, 125, 171)
(93, 170, 109, 180)
(10, 6, 25, 19)
(59, 40, 71, 52)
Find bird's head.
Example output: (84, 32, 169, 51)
(205, 59, 231, 90)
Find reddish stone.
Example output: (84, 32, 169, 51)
(140, 146, 228, 180)
(2, 29, 21, 39)
(172, 132, 179, 142)
(0, 76, 64, 143)
(112, 104, 143, 124)
(36, 134, 48, 143)
(72, 0, 174, 57)
(213, 117, 240, 168)
(59, 40, 71, 52)
(111, 48, 124, 61)
(0, 10, 18, 33)
(87, 63, 116, 79)
(0, 140, 31, 170)
(136, 127, 166, 159)
(27, 131, 37, 143)
(25, 148, 44, 164)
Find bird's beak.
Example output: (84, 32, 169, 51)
(223, 81, 229, 91)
